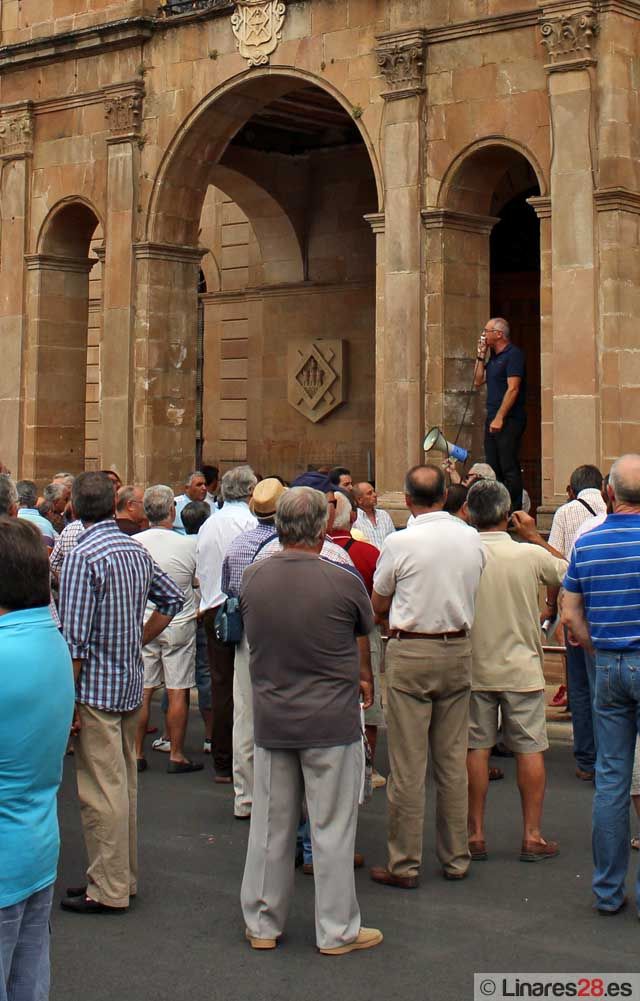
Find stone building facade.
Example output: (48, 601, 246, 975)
(0, 0, 637, 519)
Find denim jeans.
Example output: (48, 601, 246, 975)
(592, 651, 640, 912)
(567, 643, 596, 772)
(297, 818, 313, 865)
(0, 884, 54, 1001)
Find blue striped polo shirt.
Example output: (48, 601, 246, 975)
(564, 513, 640, 650)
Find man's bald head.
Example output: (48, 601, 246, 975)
(609, 454, 640, 508)
(404, 464, 446, 511)
(353, 481, 377, 512)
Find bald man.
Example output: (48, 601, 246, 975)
(562, 455, 640, 916)
(353, 482, 395, 549)
(474, 317, 526, 511)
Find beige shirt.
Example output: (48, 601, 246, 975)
(373, 511, 486, 632)
(471, 532, 567, 692)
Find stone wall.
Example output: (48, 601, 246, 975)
(0, 0, 638, 509)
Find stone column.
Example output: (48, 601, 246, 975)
(364, 212, 385, 485)
(0, 101, 33, 474)
(540, 8, 600, 499)
(527, 195, 555, 522)
(100, 81, 144, 480)
(421, 209, 498, 465)
(375, 30, 426, 514)
(132, 242, 206, 489)
(23, 254, 96, 480)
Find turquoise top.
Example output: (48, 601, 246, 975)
(0, 606, 74, 907)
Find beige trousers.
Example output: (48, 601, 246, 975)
(385, 636, 472, 878)
(232, 634, 253, 818)
(75, 703, 140, 907)
(241, 742, 363, 950)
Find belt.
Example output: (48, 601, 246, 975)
(389, 629, 467, 640)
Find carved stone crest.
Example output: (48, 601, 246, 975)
(231, 0, 286, 67)
(102, 82, 144, 141)
(376, 30, 426, 100)
(0, 103, 33, 159)
(288, 340, 345, 423)
(540, 10, 597, 64)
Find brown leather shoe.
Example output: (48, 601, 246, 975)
(469, 839, 488, 861)
(576, 768, 595, 781)
(520, 839, 559, 862)
(442, 869, 468, 881)
(369, 866, 419, 889)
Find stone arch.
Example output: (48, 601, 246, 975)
(25, 197, 102, 479)
(427, 137, 546, 510)
(208, 164, 304, 284)
(136, 68, 380, 487)
(37, 196, 103, 257)
(437, 137, 547, 215)
(146, 67, 383, 247)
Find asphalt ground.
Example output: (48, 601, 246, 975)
(52, 715, 640, 1001)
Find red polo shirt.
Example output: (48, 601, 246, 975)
(328, 531, 379, 596)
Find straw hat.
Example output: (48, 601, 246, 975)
(250, 477, 287, 517)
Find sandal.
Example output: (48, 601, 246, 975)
(489, 767, 504, 781)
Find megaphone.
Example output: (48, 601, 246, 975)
(422, 426, 469, 464)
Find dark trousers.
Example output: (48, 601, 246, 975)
(484, 415, 526, 511)
(567, 642, 596, 773)
(203, 608, 235, 776)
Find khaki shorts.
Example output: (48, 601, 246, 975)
(143, 618, 197, 690)
(468, 690, 548, 754)
(365, 626, 385, 727)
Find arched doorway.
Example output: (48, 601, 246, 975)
(26, 200, 102, 480)
(139, 71, 381, 486)
(430, 141, 544, 510)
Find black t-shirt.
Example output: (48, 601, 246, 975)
(485, 343, 526, 421)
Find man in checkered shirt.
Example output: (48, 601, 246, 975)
(58, 472, 184, 915)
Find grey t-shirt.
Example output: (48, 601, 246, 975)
(240, 549, 375, 749)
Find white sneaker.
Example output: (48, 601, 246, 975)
(372, 770, 387, 789)
(203, 738, 212, 754)
(151, 737, 170, 753)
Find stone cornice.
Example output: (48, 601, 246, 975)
(25, 253, 97, 273)
(425, 8, 538, 43)
(199, 280, 373, 304)
(527, 195, 552, 219)
(0, 17, 154, 74)
(421, 208, 500, 234)
(598, 0, 640, 17)
(364, 212, 385, 235)
(133, 242, 207, 264)
(594, 187, 640, 213)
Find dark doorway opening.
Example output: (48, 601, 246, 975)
(490, 188, 541, 514)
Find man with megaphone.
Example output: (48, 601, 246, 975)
(474, 317, 526, 511)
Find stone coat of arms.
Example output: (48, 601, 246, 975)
(288, 340, 345, 423)
(231, 1, 287, 67)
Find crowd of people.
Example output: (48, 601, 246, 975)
(2, 448, 640, 997)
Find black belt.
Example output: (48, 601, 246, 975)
(389, 629, 467, 640)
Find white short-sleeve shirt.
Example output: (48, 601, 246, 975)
(373, 511, 486, 632)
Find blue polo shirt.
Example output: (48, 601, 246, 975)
(564, 513, 640, 651)
(0, 606, 75, 908)
(485, 342, 526, 421)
